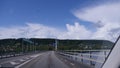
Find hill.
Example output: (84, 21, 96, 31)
(0, 38, 114, 53)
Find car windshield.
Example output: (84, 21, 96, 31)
(0, 0, 120, 68)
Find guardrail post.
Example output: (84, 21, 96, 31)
(90, 51, 92, 65)
(81, 50, 83, 63)
(104, 51, 107, 61)
(58, 50, 110, 67)
(0, 53, 1, 59)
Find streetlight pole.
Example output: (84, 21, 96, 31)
(55, 38, 57, 51)
(22, 38, 24, 53)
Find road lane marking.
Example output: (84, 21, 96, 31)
(70, 63, 74, 66)
(19, 59, 25, 62)
(15, 59, 32, 68)
(15, 54, 43, 68)
(24, 57, 29, 60)
(30, 54, 40, 58)
(10, 61, 19, 65)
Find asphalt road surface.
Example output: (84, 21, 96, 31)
(20, 51, 69, 68)
(19, 51, 92, 68)
(0, 51, 92, 68)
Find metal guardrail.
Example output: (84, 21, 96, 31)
(0, 53, 23, 59)
(0, 50, 48, 59)
(58, 50, 110, 68)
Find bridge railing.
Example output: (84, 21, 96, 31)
(57, 50, 110, 68)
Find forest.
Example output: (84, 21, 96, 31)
(0, 38, 114, 53)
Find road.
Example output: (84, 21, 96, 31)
(20, 51, 69, 68)
(0, 51, 92, 68)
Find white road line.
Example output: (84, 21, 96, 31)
(15, 54, 42, 68)
(10, 61, 19, 65)
(19, 59, 25, 62)
(70, 63, 74, 66)
(15, 59, 33, 68)
(24, 57, 29, 60)
(31, 54, 40, 58)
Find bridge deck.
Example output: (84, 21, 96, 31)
(0, 51, 92, 68)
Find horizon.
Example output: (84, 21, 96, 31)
(0, 37, 114, 42)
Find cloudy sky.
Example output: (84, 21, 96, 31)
(0, 0, 120, 42)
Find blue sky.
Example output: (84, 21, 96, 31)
(0, 0, 106, 28)
(0, 0, 120, 42)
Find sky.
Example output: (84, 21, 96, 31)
(0, 0, 120, 42)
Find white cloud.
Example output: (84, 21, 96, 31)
(73, 2, 120, 42)
(0, 22, 91, 40)
(74, 3, 120, 23)
(0, 23, 52, 38)
(25, 23, 60, 38)
(0, 2, 120, 42)
(58, 22, 92, 39)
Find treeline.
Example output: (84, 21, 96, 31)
(58, 39, 114, 50)
(0, 38, 114, 52)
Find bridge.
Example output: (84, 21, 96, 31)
(0, 38, 111, 68)
(0, 50, 109, 68)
